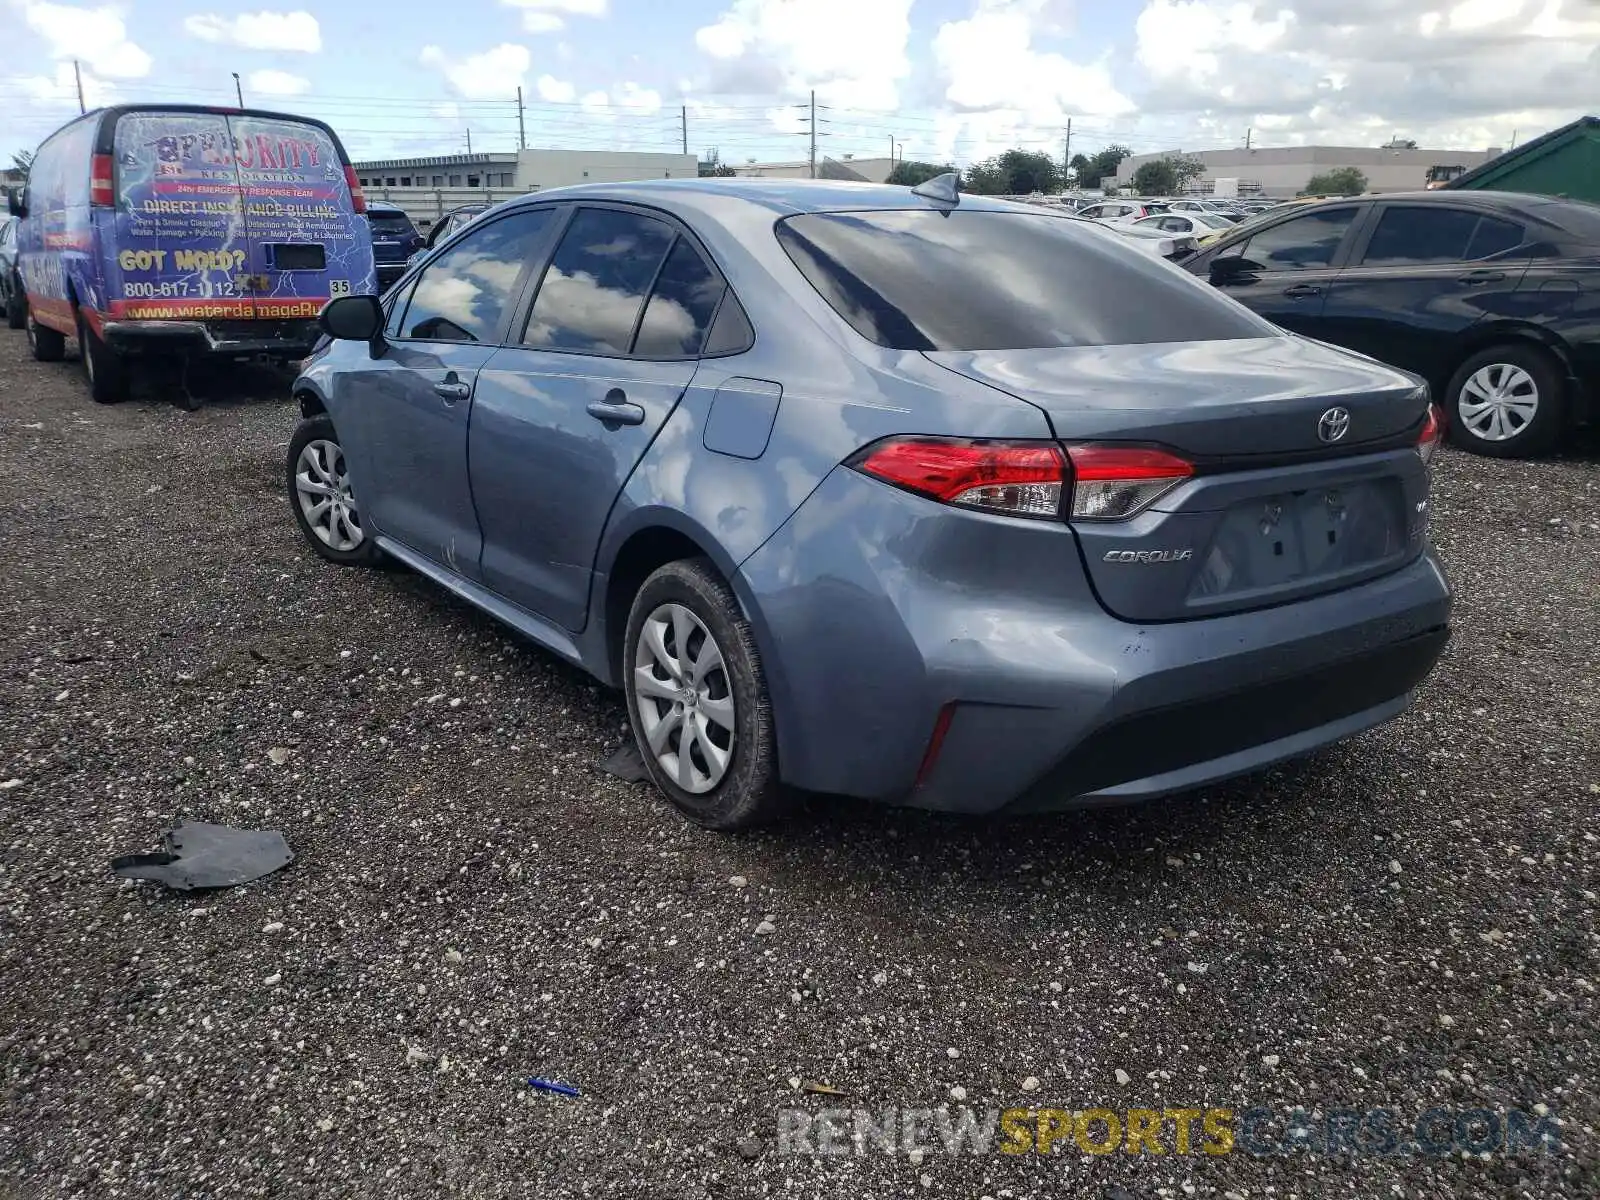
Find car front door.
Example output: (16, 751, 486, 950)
(469, 205, 729, 631)
(333, 207, 560, 576)
(1317, 203, 1531, 379)
(1193, 204, 1364, 337)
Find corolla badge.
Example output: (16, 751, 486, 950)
(1317, 406, 1352, 443)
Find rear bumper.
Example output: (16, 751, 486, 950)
(375, 263, 409, 288)
(102, 318, 320, 357)
(737, 466, 1452, 815)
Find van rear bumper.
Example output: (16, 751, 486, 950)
(103, 318, 320, 358)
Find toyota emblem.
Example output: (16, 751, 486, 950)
(1317, 406, 1351, 443)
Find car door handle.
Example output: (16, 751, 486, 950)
(586, 391, 645, 426)
(433, 379, 471, 403)
(1282, 283, 1323, 298)
(1459, 270, 1506, 285)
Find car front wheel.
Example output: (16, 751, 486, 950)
(1445, 344, 1565, 458)
(623, 558, 788, 830)
(286, 415, 383, 567)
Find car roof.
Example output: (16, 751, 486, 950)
(367, 201, 408, 213)
(495, 176, 1033, 217)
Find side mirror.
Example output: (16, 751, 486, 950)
(319, 294, 384, 342)
(6, 189, 25, 219)
(1209, 254, 1249, 285)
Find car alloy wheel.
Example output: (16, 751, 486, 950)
(632, 601, 736, 794)
(293, 438, 364, 552)
(1457, 363, 1538, 443)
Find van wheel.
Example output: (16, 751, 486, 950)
(1445, 344, 1565, 458)
(623, 558, 789, 831)
(4, 288, 23, 330)
(77, 310, 129, 404)
(27, 312, 66, 362)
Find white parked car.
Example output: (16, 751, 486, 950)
(1129, 212, 1235, 237)
(1095, 220, 1199, 262)
(1076, 200, 1168, 224)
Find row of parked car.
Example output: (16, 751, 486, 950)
(1, 101, 1591, 829)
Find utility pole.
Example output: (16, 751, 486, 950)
(1063, 117, 1072, 187)
(1245, 127, 1253, 150)
(516, 87, 526, 149)
(466, 128, 473, 154)
(73, 60, 85, 113)
(681, 105, 688, 156)
(809, 90, 816, 178)
(232, 72, 244, 108)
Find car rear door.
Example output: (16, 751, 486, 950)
(225, 112, 373, 319)
(1317, 202, 1531, 380)
(470, 204, 725, 632)
(1194, 204, 1366, 337)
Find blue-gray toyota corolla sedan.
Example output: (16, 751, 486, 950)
(288, 177, 1451, 829)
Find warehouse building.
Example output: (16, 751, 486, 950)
(351, 148, 700, 225)
(729, 155, 896, 182)
(1113, 144, 1503, 198)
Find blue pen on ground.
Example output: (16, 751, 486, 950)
(528, 1077, 581, 1097)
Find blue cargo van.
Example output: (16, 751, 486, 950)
(8, 104, 377, 404)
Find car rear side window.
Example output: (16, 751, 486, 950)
(369, 213, 415, 235)
(523, 207, 676, 354)
(1361, 207, 1480, 265)
(395, 209, 555, 343)
(775, 209, 1270, 352)
(632, 238, 725, 357)
(1227, 207, 1358, 271)
(1465, 215, 1524, 259)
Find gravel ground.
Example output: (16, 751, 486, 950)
(1, 329, 1597, 1200)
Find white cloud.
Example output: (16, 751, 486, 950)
(579, 90, 610, 114)
(612, 81, 662, 113)
(246, 69, 310, 96)
(521, 11, 564, 32)
(17, 60, 119, 109)
(20, 1, 151, 78)
(183, 10, 322, 53)
(420, 42, 530, 100)
(935, 0, 1133, 118)
(536, 74, 576, 102)
(694, 0, 913, 109)
(1134, 0, 1291, 87)
(499, 0, 607, 31)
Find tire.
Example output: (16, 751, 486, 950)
(77, 309, 129, 404)
(286, 415, 383, 568)
(1444, 343, 1566, 458)
(27, 311, 65, 362)
(623, 557, 789, 830)
(4, 283, 24, 331)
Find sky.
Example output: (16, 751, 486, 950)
(3, 0, 1599, 171)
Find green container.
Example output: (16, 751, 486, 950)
(1446, 117, 1600, 205)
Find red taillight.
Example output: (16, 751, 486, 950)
(1417, 402, 1443, 466)
(90, 153, 114, 207)
(849, 438, 1067, 519)
(1065, 445, 1194, 520)
(344, 164, 367, 214)
(913, 703, 957, 789)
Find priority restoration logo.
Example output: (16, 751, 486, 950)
(775, 1104, 1562, 1158)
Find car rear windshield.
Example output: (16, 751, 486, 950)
(368, 213, 415, 233)
(775, 209, 1273, 351)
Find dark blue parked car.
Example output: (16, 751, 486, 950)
(288, 177, 1451, 830)
(366, 200, 423, 288)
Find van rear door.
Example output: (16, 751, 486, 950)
(109, 109, 373, 323)
(226, 112, 374, 320)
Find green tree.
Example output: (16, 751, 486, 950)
(10, 149, 33, 178)
(1068, 152, 1091, 183)
(1302, 166, 1368, 196)
(995, 148, 1061, 194)
(887, 159, 956, 187)
(1083, 144, 1131, 190)
(698, 148, 736, 177)
(1132, 153, 1207, 196)
(961, 157, 1008, 195)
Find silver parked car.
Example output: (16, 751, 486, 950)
(288, 177, 1451, 829)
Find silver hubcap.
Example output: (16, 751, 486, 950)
(294, 438, 364, 552)
(1458, 363, 1538, 442)
(632, 602, 735, 794)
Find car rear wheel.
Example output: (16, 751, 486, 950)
(623, 558, 788, 830)
(27, 312, 65, 362)
(1445, 344, 1565, 458)
(287, 415, 382, 567)
(77, 309, 129, 404)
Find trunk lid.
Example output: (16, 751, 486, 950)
(926, 337, 1433, 622)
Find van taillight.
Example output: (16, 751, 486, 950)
(90, 154, 114, 207)
(344, 165, 367, 214)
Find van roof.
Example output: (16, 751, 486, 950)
(38, 104, 355, 167)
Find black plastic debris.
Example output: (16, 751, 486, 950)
(596, 741, 650, 784)
(111, 821, 293, 890)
